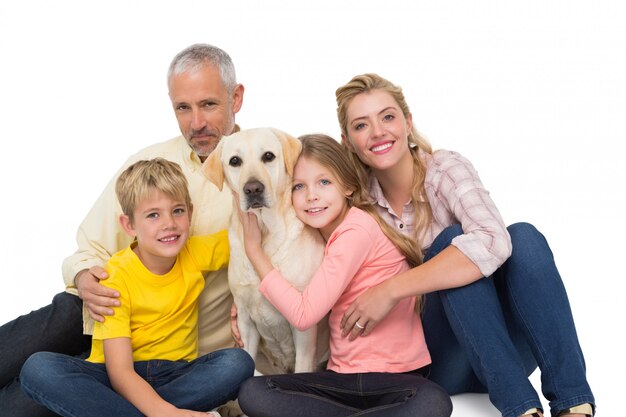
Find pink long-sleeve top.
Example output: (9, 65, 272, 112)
(259, 207, 431, 374)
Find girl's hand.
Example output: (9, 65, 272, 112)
(340, 281, 399, 340)
(234, 193, 263, 257)
(233, 191, 274, 279)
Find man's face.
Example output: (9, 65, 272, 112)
(169, 65, 243, 161)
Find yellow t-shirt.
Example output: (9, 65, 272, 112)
(62, 135, 235, 356)
(87, 231, 229, 363)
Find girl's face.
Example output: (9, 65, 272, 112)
(342, 89, 413, 172)
(291, 156, 352, 241)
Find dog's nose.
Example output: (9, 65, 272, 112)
(243, 180, 265, 196)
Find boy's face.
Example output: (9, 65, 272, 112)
(120, 189, 192, 275)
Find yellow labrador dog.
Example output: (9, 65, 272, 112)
(203, 127, 328, 373)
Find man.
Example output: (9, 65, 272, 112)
(0, 43, 244, 417)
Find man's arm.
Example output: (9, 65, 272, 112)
(62, 164, 134, 323)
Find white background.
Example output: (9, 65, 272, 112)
(0, 1, 623, 415)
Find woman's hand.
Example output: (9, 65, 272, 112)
(340, 280, 399, 340)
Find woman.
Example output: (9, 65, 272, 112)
(335, 74, 595, 417)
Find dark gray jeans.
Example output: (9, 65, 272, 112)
(0, 292, 90, 417)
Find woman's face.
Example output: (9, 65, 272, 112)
(342, 89, 413, 172)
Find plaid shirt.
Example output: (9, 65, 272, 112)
(369, 149, 512, 277)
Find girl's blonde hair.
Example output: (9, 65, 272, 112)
(298, 134, 422, 269)
(335, 73, 433, 262)
(115, 158, 192, 222)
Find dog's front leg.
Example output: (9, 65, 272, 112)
(291, 325, 317, 373)
(238, 306, 261, 367)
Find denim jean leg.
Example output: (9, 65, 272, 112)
(0, 379, 59, 417)
(0, 292, 90, 386)
(149, 348, 255, 411)
(422, 290, 488, 394)
(239, 371, 452, 417)
(422, 225, 542, 417)
(497, 223, 595, 415)
(20, 352, 144, 417)
(239, 372, 359, 417)
(0, 292, 91, 417)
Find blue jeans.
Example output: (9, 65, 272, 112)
(19, 348, 254, 417)
(0, 292, 89, 417)
(238, 369, 452, 417)
(423, 223, 595, 417)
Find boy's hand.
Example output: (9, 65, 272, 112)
(75, 266, 120, 322)
(230, 303, 244, 348)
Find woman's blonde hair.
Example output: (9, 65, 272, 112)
(298, 134, 422, 269)
(115, 158, 192, 222)
(335, 73, 433, 262)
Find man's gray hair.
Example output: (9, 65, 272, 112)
(167, 43, 237, 92)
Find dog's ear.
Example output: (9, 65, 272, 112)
(272, 128, 302, 177)
(202, 140, 225, 191)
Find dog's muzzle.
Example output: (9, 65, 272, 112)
(243, 179, 266, 209)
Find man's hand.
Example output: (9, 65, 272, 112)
(230, 303, 244, 348)
(75, 266, 120, 322)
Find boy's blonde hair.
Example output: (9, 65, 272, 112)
(115, 158, 192, 222)
(335, 73, 433, 261)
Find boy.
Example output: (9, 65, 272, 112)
(20, 158, 254, 417)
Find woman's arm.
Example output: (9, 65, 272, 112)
(103, 338, 208, 417)
(428, 150, 512, 276)
(343, 152, 503, 339)
(342, 245, 482, 339)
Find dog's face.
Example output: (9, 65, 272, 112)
(202, 128, 302, 211)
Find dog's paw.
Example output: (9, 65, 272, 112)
(217, 400, 246, 417)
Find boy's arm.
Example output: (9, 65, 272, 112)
(103, 338, 207, 417)
(104, 338, 177, 416)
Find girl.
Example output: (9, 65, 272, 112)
(236, 134, 452, 417)
(335, 74, 595, 417)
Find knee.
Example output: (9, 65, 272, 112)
(426, 224, 464, 261)
(419, 384, 453, 417)
(238, 377, 266, 414)
(508, 222, 540, 240)
(51, 292, 82, 317)
(19, 352, 57, 392)
(507, 222, 552, 259)
(216, 348, 255, 381)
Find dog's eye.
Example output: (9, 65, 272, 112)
(261, 152, 275, 163)
(229, 156, 242, 167)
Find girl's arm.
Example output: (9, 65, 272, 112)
(239, 211, 274, 278)
(103, 338, 209, 417)
(239, 208, 369, 330)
